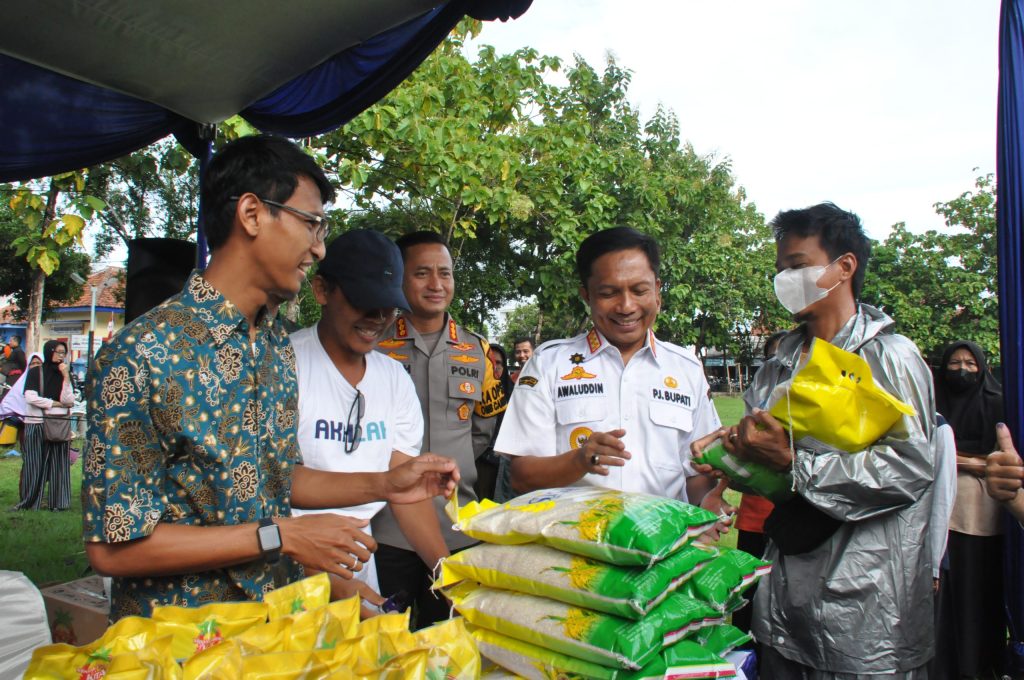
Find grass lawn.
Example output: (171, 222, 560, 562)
(0, 397, 750, 589)
(0, 448, 89, 587)
(712, 396, 745, 551)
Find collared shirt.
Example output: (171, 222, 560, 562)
(372, 314, 505, 550)
(83, 271, 303, 620)
(494, 328, 721, 502)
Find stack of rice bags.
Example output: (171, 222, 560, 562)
(440, 487, 771, 679)
(24, 572, 479, 680)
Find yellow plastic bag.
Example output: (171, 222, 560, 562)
(240, 651, 331, 679)
(768, 338, 916, 451)
(183, 639, 244, 680)
(289, 597, 360, 652)
(25, 617, 163, 679)
(104, 636, 183, 680)
(413, 617, 481, 680)
(152, 600, 268, 660)
(316, 611, 413, 674)
(264, 572, 332, 620)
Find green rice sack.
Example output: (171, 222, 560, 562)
(690, 624, 752, 656)
(680, 548, 772, 612)
(447, 487, 718, 566)
(438, 542, 718, 620)
(445, 581, 723, 670)
(694, 443, 793, 501)
(470, 625, 737, 680)
(661, 640, 738, 679)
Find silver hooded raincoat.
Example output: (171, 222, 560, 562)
(749, 304, 936, 673)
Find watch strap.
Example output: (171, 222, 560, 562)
(257, 517, 282, 565)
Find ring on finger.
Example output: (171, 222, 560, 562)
(590, 453, 600, 466)
(729, 433, 738, 442)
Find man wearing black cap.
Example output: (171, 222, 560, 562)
(290, 229, 450, 605)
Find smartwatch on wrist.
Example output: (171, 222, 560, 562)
(257, 517, 282, 565)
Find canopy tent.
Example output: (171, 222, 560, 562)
(0, 0, 531, 180)
(0, 0, 530, 262)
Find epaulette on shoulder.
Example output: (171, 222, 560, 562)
(657, 339, 702, 366)
(535, 336, 577, 356)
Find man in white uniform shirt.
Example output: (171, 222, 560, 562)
(495, 227, 725, 506)
(292, 229, 452, 603)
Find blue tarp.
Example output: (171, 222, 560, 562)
(998, 0, 1024, 669)
(0, 0, 530, 182)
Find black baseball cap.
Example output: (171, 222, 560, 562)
(318, 229, 410, 312)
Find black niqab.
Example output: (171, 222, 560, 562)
(24, 340, 67, 401)
(935, 340, 1003, 456)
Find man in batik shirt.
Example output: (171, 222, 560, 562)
(83, 135, 460, 619)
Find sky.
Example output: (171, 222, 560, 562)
(475, 0, 1000, 239)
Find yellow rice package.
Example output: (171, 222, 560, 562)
(332, 628, 418, 676)
(413, 617, 482, 680)
(470, 625, 736, 680)
(239, 651, 331, 679)
(447, 487, 718, 566)
(183, 640, 243, 680)
(369, 648, 429, 680)
(103, 636, 183, 680)
(438, 542, 717, 620)
(315, 611, 413, 674)
(152, 600, 268, 660)
(25, 616, 164, 679)
(680, 548, 771, 613)
(264, 572, 331, 620)
(768, 337, 916, 451)
(231, 618, 294, 655)
(288, 597, 361, 652)
(445, 581, 722, 670)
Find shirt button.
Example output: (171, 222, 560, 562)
(624, 413, 631, 420)
(776, 636, 785, 645)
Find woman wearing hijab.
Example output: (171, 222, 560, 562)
(932, 340, 1006, 679)
(15, 341, 75, 511)
(1, 352, 43, 495)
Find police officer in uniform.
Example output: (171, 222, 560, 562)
(495, 227, 725, 507)
(373, 231, 505, 628)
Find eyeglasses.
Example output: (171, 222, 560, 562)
(230, 195, 330, 243)
(53, 349, 67, 356)
(345, 389, 365, 454)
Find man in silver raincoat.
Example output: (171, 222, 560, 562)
(700, 203, 936, 677)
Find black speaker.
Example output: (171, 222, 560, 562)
(124, 238, 197, 323)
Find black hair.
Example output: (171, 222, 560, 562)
(513, 337, 534, 350)
(395, 231, 448, 260)
(488, 343, 514, 404)
(770, 202, 872, 299)
(201, 134, 335, 251)
(576, 227, 660, 286)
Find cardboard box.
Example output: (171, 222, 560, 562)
(41, 575, 110, 646)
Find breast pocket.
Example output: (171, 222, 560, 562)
(648, 401, 694, 473)
(555, 398, 607, 426)
(447, 375, 482, 426)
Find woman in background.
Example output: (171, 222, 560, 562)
(475, 344, 514, 501)
(932, 340, 1005, 679)
(16, 341, 75, 511)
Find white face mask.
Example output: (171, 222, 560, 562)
(773, 258, 842, 315)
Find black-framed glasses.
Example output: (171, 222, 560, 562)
(345, 389, 365, 454)
(230, 195, 329, 243)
